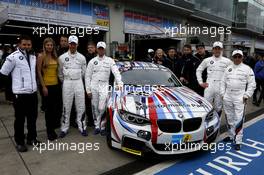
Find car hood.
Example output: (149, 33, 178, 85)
(120, 86, 212, 119)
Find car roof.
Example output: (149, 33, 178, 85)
(115, 61, 168, 71)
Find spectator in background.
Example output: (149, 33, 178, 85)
(165, 46, 184, 79)
(154, 48, 167, 65)
(57, 35, 68, 56)
(145, 48, 155, 63)
(252, 55, 261, 104)
(253, 55, 264, 106)
(85, 41, 97, 64)
(244, 52, 257, 70)
(37, 38, 62, 141)
(195, 43, 211, 96)
(85, 41, 97, 127)
(164, 46, 176, 73)
(180, 44, 201, 93)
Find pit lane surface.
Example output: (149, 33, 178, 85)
(0, 92, 263, 175)
(136, 114, 264, 175)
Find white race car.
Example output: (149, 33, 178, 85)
(106, 61, 220, 156)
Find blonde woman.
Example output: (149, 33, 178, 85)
(37, 38, 62, 141)
(154, 48, 167, 65)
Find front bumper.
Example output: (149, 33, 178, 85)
(111, 111, 220, 155)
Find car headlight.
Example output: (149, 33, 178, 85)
(205, 110, 216, 122)
(119, 110, 151, 126)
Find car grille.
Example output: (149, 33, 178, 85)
(157, 118, 202, 133)
(157, 119, 181, 133)
(183, 118, 202, 132)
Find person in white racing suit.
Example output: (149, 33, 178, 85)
(220, 50, 256, 150)
(58, 35, 87, 137)
(196, 41, 232, 116)
(85, 41, 123, 136)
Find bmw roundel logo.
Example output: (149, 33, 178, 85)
(65, 57, 69, 62)
(210, 61, 214, 64)
(19, 56, 24, 60)
(94, 61, 98, 65)
(178, 114, 184, 118)
(228, 68, 232, 72)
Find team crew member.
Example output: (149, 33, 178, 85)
(220, 50, 256, 150)
(196, 42, 232, 116)
(85, 41, 97, 126)
(85, 41, 123, 136)
(37, 38, 61, 141)
(58, 35, 87, 137)
(195, 43, 211, 96)
(180, 44, 201, 93)
(0, 35, 40, 152)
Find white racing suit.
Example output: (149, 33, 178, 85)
(196, 55, 232, 115)
(85, 55, 123, 130)
(220, 63, 256, 144)
(58, 51, 87, 133)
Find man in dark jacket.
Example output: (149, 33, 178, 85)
(85, 41, 97, 64)
(180, 44, 201, 94)
(195, 43, 211, 96)
(254, 56, 264, 106)
(85, 41, 97, 126)
(164, 46, 183, 79)
(57, 35, 69, 56)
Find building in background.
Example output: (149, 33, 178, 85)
(0, 0, 263, 58)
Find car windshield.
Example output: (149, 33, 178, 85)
(121, 68, 182, 87)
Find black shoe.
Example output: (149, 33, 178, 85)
(16, 144, 28, 152)
(48, 133, 58, 141)
(223, 137, 233, 142)
(235, 144, 241, 150)
(27, 139, 41, 147)
(81, 130, 88, 137)
(100, 129, 107, 136)
(59, 131, 67, 138)
(93, 128, 100, 135)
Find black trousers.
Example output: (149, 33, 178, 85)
(257, 80, 264, 104)
(253, 79, 261, 102)
(85, 93, 94, 126)
(43, 85, 62, 136)
(13, 93, 38, 145)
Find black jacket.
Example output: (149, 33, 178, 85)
(181, 54, 201, 91)
(195, 51, 211, 83)
(163, 56, 184, 79)
(85, 53, 97, 65)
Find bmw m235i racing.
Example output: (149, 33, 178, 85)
(106, 61, 220, 155)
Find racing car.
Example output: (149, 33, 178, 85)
(106, 61, 220, 155)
